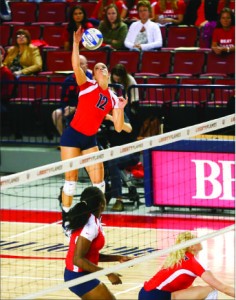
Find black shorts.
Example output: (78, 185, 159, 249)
(138, 287, 171, 300)
(64, 268, 100, 297)
(60, 125, 97, 150)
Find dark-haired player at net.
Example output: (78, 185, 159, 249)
(138, 231, 235, 300)
(59, 26, 127, 237)
(64, 186, 133, 300)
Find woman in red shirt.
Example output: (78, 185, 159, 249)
(212, 7, 235, 55)
(154, 0, 186, 26)
(138, 231, 235, 300)
(64, 186, 133, 299)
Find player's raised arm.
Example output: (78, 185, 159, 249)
(72, 27, 87, 86)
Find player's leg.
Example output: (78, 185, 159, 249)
(171, 285, 213, 299)
(61, 146, 81, 208)
(82, 146, 105, 193)
(52, 108, 63, 136)
(81, 282, 116, 300)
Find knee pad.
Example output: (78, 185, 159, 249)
(63, 180, 77, 196)
(93, 181, 105, 194)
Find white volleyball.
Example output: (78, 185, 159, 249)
(81, 28, 103, 50)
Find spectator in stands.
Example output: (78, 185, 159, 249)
(3, 29, 42, 76)
(211, 7, 235, 55)
(90, 0, 127, 24)
(63, 5, 94, 51)
(183, 0, 225, 48)
(217, 0, 235, 14)
(0, 46, 15, 114)
(52, 55, 93, 136)
(98, 4, 128, 50)
(102, 111, 140, 211)
(124, 0, 162, 51)
(138, 231, 235, 300)
(122, 0, 154, 24)
(153, 0, 186, 26)
(110, 64, 139, 103)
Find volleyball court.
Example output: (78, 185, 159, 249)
(1, 114, 235, 300)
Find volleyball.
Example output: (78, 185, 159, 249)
(81, 28, 103, 50)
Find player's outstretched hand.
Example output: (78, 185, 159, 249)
(118, 96, 128, 109)
(119, 255, 134, 263)
(74, 26, 83, 44)
(107, 273, 122, 285)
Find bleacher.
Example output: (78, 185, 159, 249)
(0, 1, 235, 145)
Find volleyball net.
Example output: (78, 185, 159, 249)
(1, 114, 235, 300)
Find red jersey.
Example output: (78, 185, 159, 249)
(0, 65, 15, 104)
(155, 0, 186, 19)
(144, 252, 206, 292)
(70, 79, 120, 136)
(212, 26, 235, 47)
(65, 214, 105, 272)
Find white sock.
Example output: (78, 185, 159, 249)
(93, 181, 105, 193)
(205, 290, 218, 300)
(62, 206, 70, 213)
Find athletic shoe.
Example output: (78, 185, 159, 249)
(58, 186, 71, 238)
(111, 200, 124, 212)
(205, 290, 218, 299)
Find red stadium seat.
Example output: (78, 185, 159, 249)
(138, 51, 172, 76)
(177, 78, 212, 106)
(139, 77, 178, 106)
(41, 25, 65, 49)
(0, 24, 12, 47)
(166, 26, 198, 49)
(34, 2, 67, 25)
(10, 76, 48, 103)
(41, 51, 72, 74)
(168, 51, 205, 77)
(44, 75, 66, 103)
(202, 52, 235, 78)
(6, 2, 37, 24)
(80, 50, 108, 70)
(160, 27, 167, 47)
(109, 51, 140, 74)
(209, 78, 235, 107)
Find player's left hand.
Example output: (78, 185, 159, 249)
(107, 273, 122, 285)
(118, 96, 128, 109)
(119, 255, 134, 263)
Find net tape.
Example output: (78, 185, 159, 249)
(15, 224, 234, 300)
(1, 114, 234, 190)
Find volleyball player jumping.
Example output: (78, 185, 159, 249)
(59, 26, 127, 236)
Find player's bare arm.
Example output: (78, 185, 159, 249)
(72, 26, 87, 86)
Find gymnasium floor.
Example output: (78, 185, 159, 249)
(1, 177, 235, 299)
